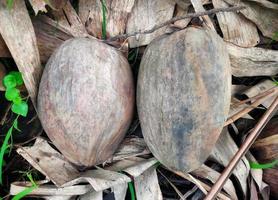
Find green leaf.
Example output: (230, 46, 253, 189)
(101, 0, 107, 39)
(12, 95, 22, 105)
(5, 88, 20, 101)
(12, 102, 28, 117)
(250, 159, 278, 169)
(11, 185, 37, 200)
(128, 182, 136, 200)
(6, 0, 14, 10)
(10, 71, 23, 86)
(0, 124, 13, 184)
(13, 119, 21, 132)
(3, 74, 16, 89)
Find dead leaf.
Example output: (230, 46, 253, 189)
(210, 128, 250, 196)
(263, 167, 278, 199)
(190, 0, 216, 31)
(227, 43, 278, 77)
(126, 0, 175, 48)
(0, 0, 42, 106)
(134, 166, 163, 200)
(51, 1, 88, 37)
(213, 0, 260, 47)
(192, 165, 238, 200)
(79, 0, 135, 38)
(17, 138, 80, 187)
(243, 80, 277, 109)
(29, 0, 68, 14)
(223, 0, 278, 40)
(32, 16, 72, 63)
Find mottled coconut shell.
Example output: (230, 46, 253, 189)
(137, 27, 231, 172)
(38, 38, 134, 167)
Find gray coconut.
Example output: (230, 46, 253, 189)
(38, 38, 134, 167)
(137, 27, 231, 172)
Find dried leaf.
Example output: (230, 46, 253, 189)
(112, 183, 128, 200)
(110, 137, 150, 162)
(134, 166, 162, 200)
(263, 167, 278, 199)
(252, 135, 278, 163)
(213, 0, 260, 47)
(227, 43, 278, 77)
(223, 0, 278, 39)
(32, 16, 72, 63)
(10, 183, 92, 197)
(0, 0, 42, 105)
(173, 5, 192, 29)
(51, 1, 88, 37)
(29, 0, 68, 14)
(190, 0, 216, 31)
(211, 128, 250, 196)
(79, 0, 135, 38)
(17, 138, 80, 187)
(243, 80, 277, 109)
(79, 191, 103, 200)
(192, 165, 238, 200)
(126, 0, 175, 47)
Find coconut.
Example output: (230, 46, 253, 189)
(38, 38, 134, 167)
(137, 27, 231, 172)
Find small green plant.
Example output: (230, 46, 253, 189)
(128, 181, 136, 200)
(6, 0, 14, 10)
(100, 0, 107, 39)
(250, 159, 278, 169)
(272, 77, 278, 86)
(0, 71, 28, 184)
(11, 172, 38, 200)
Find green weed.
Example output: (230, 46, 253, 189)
(0, 71, 28, 184)
(128, 181, 136, 200)
(250, 159, 278, 169)
(11, 172, 38, 200)
(100, 0, 107, 39)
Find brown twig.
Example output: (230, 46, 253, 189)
(233, 87, 276, 106)
(108, 6, 245, 41)
(225, 87, 278, 126)
(205, 96, 278, 200)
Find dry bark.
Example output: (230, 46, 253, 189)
(38, 38, 134, 167)
(213, 0, 260, 47)
(0, 0, 42, 106)
(137, 27, 231, 172)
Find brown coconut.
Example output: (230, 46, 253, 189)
(137, 27, 231, 172)
(38, 38, 134, 167)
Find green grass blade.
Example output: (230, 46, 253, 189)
(6, 0, 14, 10)
(101, 0, 107, 39)
(0, 125, 14, 184)
(250, 159, 278, 169)
(128, 182, 136, 200)
(11, 185, 37, 200)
